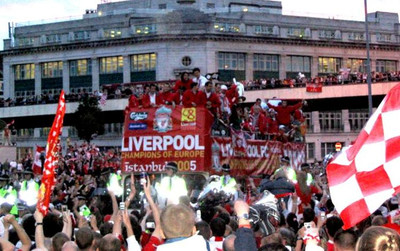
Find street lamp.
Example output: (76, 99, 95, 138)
(364, 0, 373, 116)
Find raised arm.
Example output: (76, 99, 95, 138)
(34, 210, 47, 250)
(4, 214, 31, 251)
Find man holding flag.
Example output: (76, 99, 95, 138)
(327, 84, 400, 229)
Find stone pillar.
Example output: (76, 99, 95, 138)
(92, 58, 100, 92)
(123, 55, 131, 83)
(311, 56, 319, 78)
(245, 53, 254, 81)
(279, 54, 287, 80)
(312, 111, 320, 133)
(342, 109, 350, 132)
(34, 63, 42, 96)
(3, 63, 13, 99)
(33, 128, 41, 138)
(62, 60, 70, 93)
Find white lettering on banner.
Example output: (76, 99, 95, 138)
(220, 143, 270, 158)
(122, 135, 205, 151)
(124, 160, 198, 172)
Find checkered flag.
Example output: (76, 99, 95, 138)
(327, 84, 400, 229)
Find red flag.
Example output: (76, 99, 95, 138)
(327, 84, 400, 229)
(32, 145, 45, 175)
(37, 90, 66, 216)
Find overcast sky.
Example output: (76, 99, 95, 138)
(0, 0, 399, 50)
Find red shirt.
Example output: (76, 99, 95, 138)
(202, 92, 221, 114)
(183, 90, 206, 107)
(266, 117, 279, 134)
(173, 79, 193, 92)
(141, 93, 164, 108)
(160, 91, 175, 105)
(295, 183, 320, 213)
(269, 102, 302, 126)
(172, 92, 184, 105)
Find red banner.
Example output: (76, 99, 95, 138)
(212, 137, 305, 176)
(306, 82, 323, 93)
(122, 106, 213, 173)
(37, 90, 66, 216)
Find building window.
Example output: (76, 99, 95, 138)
(134, 24, 156, 35)
(70, 59, 92, 76)
(15, 64, 35, 80)
(304, 112, 312, 132)
(74, 31, 89, 41)
(181, 56, 192, 67)
(376, 33, 392, 43)
(207, 3, 215, 8)
(131, 53, 156, 72)
(376, 60, 397, 72)
(100, 56, 123, 74)
(318, 57, 342, 73)
(15, 37, 34, 47)
(287, 28, 310, 38)
(306, 143, 315, 159)
(286, 56, 311, 72)
(253, 54, 279, 71)
(345, 59, 367, 73)
(348, 32, 365, 41)
(319, 30, 337, 39)
(104, 28, 122, 38)
(254, 25, 273, 35)
(42, 61, 63, 78)
(319, 112, 342, 132)
(214, 23, 242, 33)
(46, 34, 61, 43)
(159, 4, 167, 9)
(349, 110, 369, 132)
(321, 142, 338, 159)
(218, 52, 245, 70)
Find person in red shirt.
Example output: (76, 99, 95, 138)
(202, 81, 221, 116)
(183, 82, 206, 107)
(268, 100, 304, 127)
(173, 72, 193, 92)
(172, 86, 185, 106)
(295, 171, 322, 214)
(142, 84, 163, 108)
(226, 84, 239, 107)
(251, 105, 267, 137)
(160, 83, 174, 105)
(265, 109, 279, 140)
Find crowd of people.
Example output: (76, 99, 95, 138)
(3, 68, 400, 108)
(0, 143, 399, 251)
(243, 70, 400, 90)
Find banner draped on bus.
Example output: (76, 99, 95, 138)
(211, 137, 305, 176)
(122, 106, 213, 173)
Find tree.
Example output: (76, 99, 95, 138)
(73, 96, 105, 143)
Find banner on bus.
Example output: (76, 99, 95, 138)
(122, 106, 213, 173)
(211, 137, 305, 176)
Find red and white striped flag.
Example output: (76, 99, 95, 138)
(327, 84, 400, 229)
(32, 145, 45, 175)
(37, 90, 66, 216)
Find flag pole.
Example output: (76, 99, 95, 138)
(364, 0, 373, 116)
